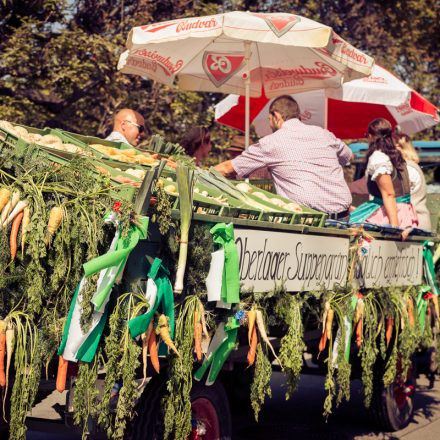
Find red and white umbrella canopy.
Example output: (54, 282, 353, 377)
(118, 11, 374, 97)
(215, 65, 439, 138)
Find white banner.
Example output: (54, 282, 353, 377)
(354, 240, 423, 288)
(234, 229, 349, 292)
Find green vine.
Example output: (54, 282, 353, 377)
(250, 343, 272, 421)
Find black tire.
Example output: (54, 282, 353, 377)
(128, 374, 232, 440)
(369, 360, 416, 431)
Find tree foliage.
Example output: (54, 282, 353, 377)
(0, 0, 438, 145)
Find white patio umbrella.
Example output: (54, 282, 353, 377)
(118, 11, 374, 147)
(215, 65, 439, 139)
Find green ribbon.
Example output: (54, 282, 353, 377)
(210, 223, 240, 304)
(128, 257, 175, 340)
(416, 285, 431, 332)
(345, 294, 359, 360)
(58, 215, 149, 363)
(194, 317, 240, 385)
(349, 194, 411, 224)
(422, 241, 440, 297)
(86, 216, 149, 311)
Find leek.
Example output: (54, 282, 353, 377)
(174, 163, 194, 294)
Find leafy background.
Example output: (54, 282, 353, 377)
(1, 0, 438, 159)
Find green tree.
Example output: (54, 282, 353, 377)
(0, 0, 438, 144)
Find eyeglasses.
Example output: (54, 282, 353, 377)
(124, 120, 144, 133)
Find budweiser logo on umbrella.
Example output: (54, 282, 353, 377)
(251, 13, 301, 37)
(203, 52, 246, 87)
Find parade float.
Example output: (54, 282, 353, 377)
(0, 119, 439, 440)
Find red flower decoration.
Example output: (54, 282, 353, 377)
(423, 291, 434, 300)
(113, 201, 122, 213)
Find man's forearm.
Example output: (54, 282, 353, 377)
(214, 160, 236, 177)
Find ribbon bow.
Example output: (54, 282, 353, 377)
(210, 223, 240, 305)
(128, 257, 175, 340)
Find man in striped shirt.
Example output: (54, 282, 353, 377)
(214, 95, 353, 217)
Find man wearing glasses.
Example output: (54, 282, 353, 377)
(106, 108, 145, 147)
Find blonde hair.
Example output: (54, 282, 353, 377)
(395, 136, 420, 164)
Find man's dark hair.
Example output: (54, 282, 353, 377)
(269, 95, 301, 121)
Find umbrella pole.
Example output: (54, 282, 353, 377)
(244, 41, 251, 149)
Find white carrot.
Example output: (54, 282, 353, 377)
(322, 301, 330, 334)
(0, 201, 11, 226)
(3, 321, 15, 415)
(45, 206, 64, 246)
(255, 309, 281, 367)
(2, 200, 27, 228)
(9, 191, 20, 211)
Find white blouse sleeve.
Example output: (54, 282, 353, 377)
(406, 163, 422, 194)
(366, 151, 393, 181)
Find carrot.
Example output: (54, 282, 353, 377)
(355, 318, 363, 348)
(45, 206, 64, 246)
(148, 329, 160, 374)
(157, 314, 179, 357)
(0, 320, 6, 387)
(139, 322, 153, 388)
(4, 322, 14, 399)
(56, 355, 69, 393)
(198, 300, 209, 340)
(194, 309, 203, 362)
(9, 211, 24, 260)
(255, 309, 281, 366)
(407, 298, 415, 327)
(0, 201, 11, 226)
(21, 206, 30, 258)
(247, 308, 256, 345)
(432, 295, 440, 322)
(385, 317, 394, 347)
(326, 308, 334, 340)
(354, 296, 364, 324)
(247, 326, 258, 366)
(321, 301, 330, 334)
(0, 188, 11, 213)
(9, 191, 20, 211)
(3, 200, 26, 228)
(318, 330, 328, 354)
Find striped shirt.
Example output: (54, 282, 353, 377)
(231, 119, 353, 213)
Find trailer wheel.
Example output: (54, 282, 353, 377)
(128, 375, 231, 440)
(370, 360, 416, 431)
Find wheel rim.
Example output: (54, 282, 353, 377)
(190, 397, 220, 440)
(388, 361, 415, 421)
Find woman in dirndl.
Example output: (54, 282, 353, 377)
(349, 118, 418, 238)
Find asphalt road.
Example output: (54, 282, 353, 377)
(26, 373, 440, 439)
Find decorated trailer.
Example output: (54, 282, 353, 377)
(0, 121, 439, 440)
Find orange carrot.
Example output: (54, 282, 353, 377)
(318, 330, 328, 354)
(157, 314, 179, 357)
(0, 321, 6, 388)
(432, 295, 440, 322)
(247, 308, 256, 345)
(407, 298, 415, 327)
(385, 317, 394, 347)
(10, 211, 24, 260)
(56, 355, 69, 393)
(139, 322, 153, 388)
(0, 188, 11, 213)
(355, 318, 363, 348)
(148, 329, 160, 374)
(247, 326, 258, 366)
(194, 309, 202, 362)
